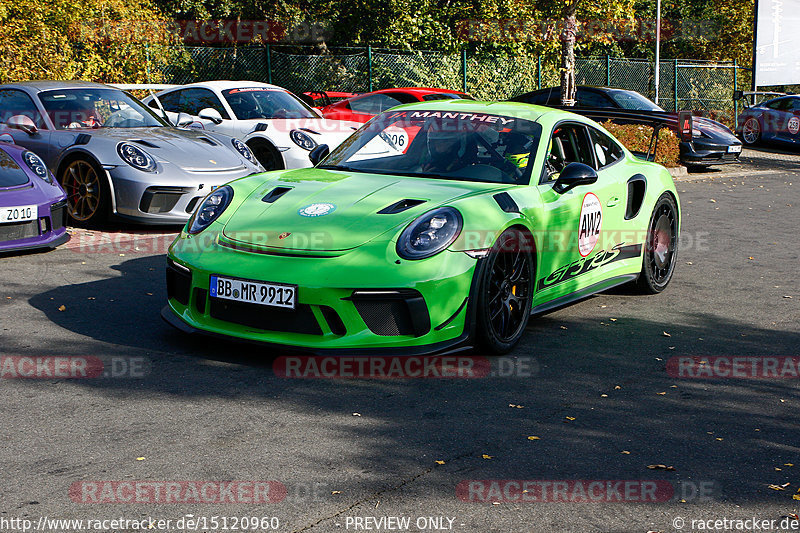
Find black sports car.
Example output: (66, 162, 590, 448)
(510, 86, 742, 167)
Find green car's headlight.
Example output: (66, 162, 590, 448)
(396, 207, 462, 260)
(188, 185, 234, 234)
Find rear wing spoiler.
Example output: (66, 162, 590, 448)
(733, 90, 787, 107)
(566, 107, 692, 162)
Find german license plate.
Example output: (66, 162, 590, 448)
(728, 145, 742, 153)
(0, 205, 37, 224)
(209, 275, 296, 309)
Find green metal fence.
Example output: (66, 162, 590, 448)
(155, 46, 744, 124)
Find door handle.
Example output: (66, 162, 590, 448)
(607, 196, 620, 207)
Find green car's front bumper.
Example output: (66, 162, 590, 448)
(163, 232, 482, 354)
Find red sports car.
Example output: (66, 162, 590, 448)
(319, 87, 472, 123)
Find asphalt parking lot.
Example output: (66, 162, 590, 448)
(0, 149, 798, 533)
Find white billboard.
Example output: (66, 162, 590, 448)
(754, 0, 800, 86)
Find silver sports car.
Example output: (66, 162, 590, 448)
(0, 81, 263, 225)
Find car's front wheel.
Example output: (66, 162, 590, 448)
(475, 229, 535, 354)
(635, 193, 678, 294)
(60, 157, 110, 225)
(742, 117, 761, 145)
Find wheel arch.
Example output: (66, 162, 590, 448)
(56, 149, 118, 215)
(244, 135, 285, 169)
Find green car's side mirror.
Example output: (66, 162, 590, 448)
(309, 144, 329, 166)
(553, 162, 598, 194)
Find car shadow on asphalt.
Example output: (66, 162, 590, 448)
(24, 254, 800, 504)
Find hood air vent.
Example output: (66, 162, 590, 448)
(377, 199, 427, 215)
(262, 186, 293, 203)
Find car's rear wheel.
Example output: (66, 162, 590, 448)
(247, 140, 284, 171)
(635, 193, 678, 294)
(60, 158, 110, 225)
(742, 117, 761, 145)
(475, 229, 535, 354)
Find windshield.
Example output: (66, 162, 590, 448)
(39, 88, 167, 130)
(607, 89, 664, 111)
(321, 110, 542, 185)
(222, 88, 317, 119)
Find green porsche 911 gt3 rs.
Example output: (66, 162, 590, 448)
(162, 100, 679, 354)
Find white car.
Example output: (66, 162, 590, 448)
(142, 81, 360, 170)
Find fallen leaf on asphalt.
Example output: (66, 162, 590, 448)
(331, 491, 341, 495)
(491, 501, 500, 505)
(670, 385, 678, 388)
(482, 454, 493, 459)
(663, 331, 671, 337)
(600, 394, 608, 398)
(621, 450, 631, 455)
(58, 305, 66, 312)
(710, 199, 716, 203)
(794, 493, 800, 501)
(716, 438, 723, 441)
(775, 467, 782, 471)
(87, 297, 95, 300)
(146, 292, 153, 296)
(609, 318, 617, 322)
(784, 295, 793, 299)
(565, 416, 576, 421)
(136, 457, 145, 461)
(686, 261, 693, 265)
(785, 463, 794, 466)
(656, 392, 666, 395)
(508, 404, 524, 408)
(647, 464, 676, 471)
(768, 484, 785, 491)
(527, 436, 540, 441)
(352, 413, 361, 416)
(560, 325, 568, 330)
(748, 256, 755, 260)
(435, 460, 445, 465)
(614, 385, 621, 390)
(788, 512, 799, 519)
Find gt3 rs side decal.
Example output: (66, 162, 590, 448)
(537, 243, 642, 291)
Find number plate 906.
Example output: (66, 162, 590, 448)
(209, 275, 296, 310)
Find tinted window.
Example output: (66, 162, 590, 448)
(349, 94, 404, 114)
(0, 89, 46, 129)
(222, 88, 315, 119)
(576, 89, 615, 108)
(766, 98, 791, 110)
(179, 88, 230, 118)
(789, 98, 800, 111)
(421, 93, 466, 101)
(515, 90, 552, 105)
(544, 123, 594, 181)
(589, 128, 624, 169)
(606, 89, 663, 111)
(149, 90, 180, 113)
(0, 148, 29, 187)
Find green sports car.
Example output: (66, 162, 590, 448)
(162, 101, 679, 354)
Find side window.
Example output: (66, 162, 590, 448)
(0, 89, 46, 129)
(522, 90, 551, 105)
(179, 88, 229, 118)
(788, 98, 800, 111)
(543, 123, 594, 181)
(576, 89, 614, 109)
(349, 94, 403, 114)
(152, 90, 181, 113)
(766, 98, 791, 111)
(588, 128, 624, 169)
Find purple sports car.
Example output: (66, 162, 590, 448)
(0, 134, 68, 253)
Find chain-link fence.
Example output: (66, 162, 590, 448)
(152, 46, 744, 124)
